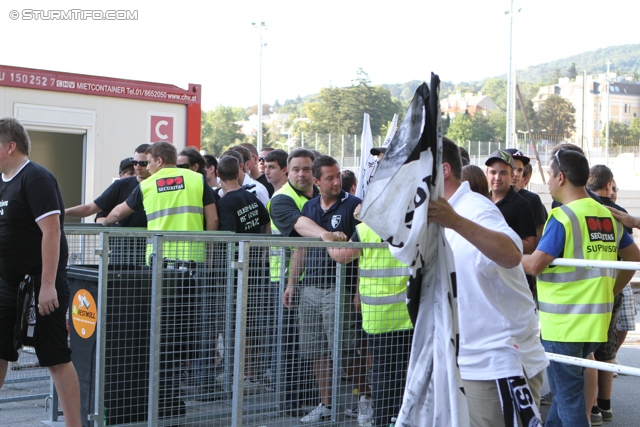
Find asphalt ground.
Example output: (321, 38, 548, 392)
(2, 288, 640, 427)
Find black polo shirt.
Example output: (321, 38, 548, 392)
(517, 188, 548, 227)
(300, 190, 361, 289)
(493, 186, 537, 239)
(269, 182, 320, 237)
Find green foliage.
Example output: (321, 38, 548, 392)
(201, 106, 245, 155)
(470, 113, 495, 142)
(488, 111, 506, 143)
(602, 121, 630, 140)
(442, 113, 451, 136)
(536, 95, 576, 138)
(481, 78, 508, 111)
(246, 104, 272, 117)
(446, 111, 473, 143)
(454, 81, 483, 95)
(630, 118, 640, 137)
(567, 63, 578, 80)
(512, 44, 640, 83)
(304, 81, 403, 136)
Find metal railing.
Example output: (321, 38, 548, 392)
(24, 226, 640, 426)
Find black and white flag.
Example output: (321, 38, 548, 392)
(360, 75, 469, 427)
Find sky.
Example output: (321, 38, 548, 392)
(2, 0, 640, 111)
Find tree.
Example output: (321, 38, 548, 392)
(567, 63, 578, 80)
(481, 78, 508, 111)
(629, 117, 640, 138)
(470, 113, 496, 142)
(201, 106, 245, 155)
(536, 95, 576, 138)
(602, 121, 631, 145)
(488, 111, 507, 143)
(446, 111, 473, 143)
(305, 76, 403, 136)
(442, 113, 451, 136)
(246, 104, 272, 117)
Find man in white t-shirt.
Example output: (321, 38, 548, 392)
(427, 138, 548, 427)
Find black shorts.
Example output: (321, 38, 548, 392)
(0, 272, 72, 367)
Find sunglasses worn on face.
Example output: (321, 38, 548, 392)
(132, 160, 149, 167)
(612, 186, 618, 193)
(176, 163, 192, 169)
(258, 157, 265, 162)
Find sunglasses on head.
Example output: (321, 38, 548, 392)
(176, 163, 192, 169)
(553, 149, 565, 173)
(132, 160, 148, 167)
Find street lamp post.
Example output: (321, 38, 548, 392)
(605, 60, 612, 165)
(505, 2, 522, 148)
(252, 22, 267, 152)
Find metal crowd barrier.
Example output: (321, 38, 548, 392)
(62, 227, 397, 427)
(29, 227, 639, 426)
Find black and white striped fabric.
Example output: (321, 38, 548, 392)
(360, 75, 469, 427)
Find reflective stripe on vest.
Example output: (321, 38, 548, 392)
(147, 205, 204, 221)
(359, 267, 411, 278)
(538, 267, 615, 283)
(357, 223, 412, 334)
(538, 301, 613, 315)
(360, 292, 407, 306)
(140, 167, 206, 262)
(537, 198, 619, 342)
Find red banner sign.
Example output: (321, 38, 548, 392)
(0, 64, 200, 105)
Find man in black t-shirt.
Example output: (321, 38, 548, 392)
(216, 155, 270, 384)
(504, 149, 548, 241)
(216, 155, 270, 234)
(66, 144, 151, 227)
(485, 149, 537, 255)
(0, 117, 81, 427)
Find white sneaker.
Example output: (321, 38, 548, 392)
(358, 395, 374, 426)
(301, 403, 332, 423)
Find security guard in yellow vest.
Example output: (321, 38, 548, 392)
(524, 148, 640, 427)
(104, 142, 218, 262)
(266, 148, 326, 418)
(323, 220, 413, 427)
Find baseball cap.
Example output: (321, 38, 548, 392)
(485, 149, 515, 169)
(370, 147, 387, 156)
(504, 148, 530, 166)
(119, 157, 134, 173)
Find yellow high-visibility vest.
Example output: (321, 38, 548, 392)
(537, 198, 623, 342)
(141, 167, 205, 262)
(267, 182, 311, 283)
(357, 223, 413, 335)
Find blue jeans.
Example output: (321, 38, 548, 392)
(542, 339, 601, 427)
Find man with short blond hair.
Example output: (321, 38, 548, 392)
(0, 117, 82, 427)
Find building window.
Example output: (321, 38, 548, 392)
(624, 104, 628, 113)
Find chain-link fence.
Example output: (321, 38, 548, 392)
(59, 227, 411, 427)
